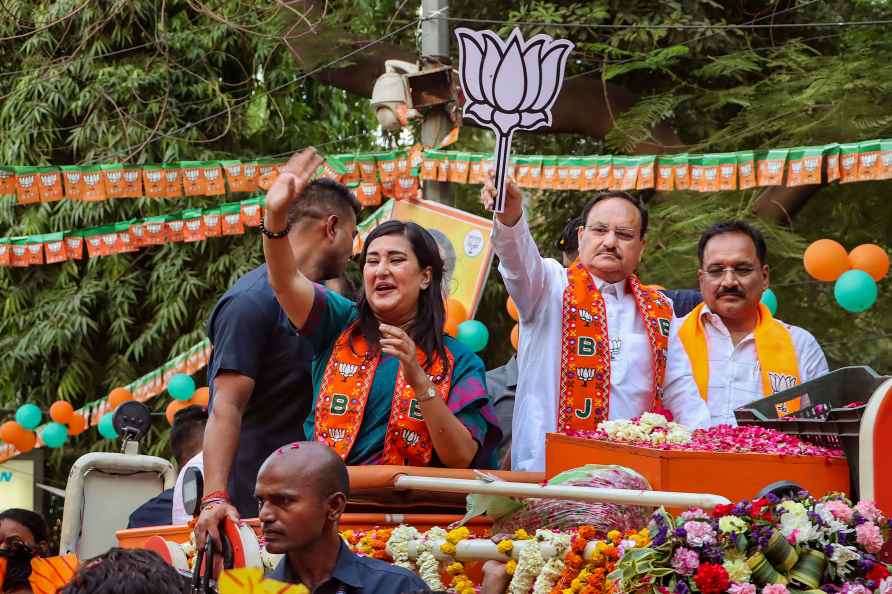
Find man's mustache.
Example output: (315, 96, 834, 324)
(596, 248, 621, 258)
(716, 288, 746, 298)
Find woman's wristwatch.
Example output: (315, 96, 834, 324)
(416, 385, 438, 403)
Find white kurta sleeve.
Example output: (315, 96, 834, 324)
(491, 213, 563, 322)
(662, 315, 711, 429)
(795, 327, 830, 381)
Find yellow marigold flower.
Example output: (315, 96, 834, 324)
(563, 590, 574, 594)
(595, 541, 608, 553)
(341, 530, 354, 540)
(590, 552, 604, 566)
(440, 542, 457, 555)
(514, 528, 529, 540)
(505, 560, 517, 575)
(462, 589, 475, 594)
(639, 527, 649, 537)
(447, 562, 464, 575)
(446, 526, 470, 544)
(607, 530, 621, 544)
(497, 539, 514, 554)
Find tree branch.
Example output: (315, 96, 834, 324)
(280, 1, 818, 223)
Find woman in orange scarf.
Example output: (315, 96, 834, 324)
(262, 149, 499, 468)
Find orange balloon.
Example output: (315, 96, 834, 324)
(506, 297, 519, 322)
(50, 401, 75, 424)
(67, 413, 87, 436)
(0, 421, 24, 444)
(849, 244, 889, 281)
(445, 298, 468, 326)
(165, 400, 191, 426)
(444, 317, 459, 337)
(108, 387, 134, 409)
(803, 239, 850, 281)
(11, 430, 36, 453)
(510, 324, 519, 350)
(191, 387, 210, 408)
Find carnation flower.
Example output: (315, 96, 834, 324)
(722, 558, 751, 583)
(840, 583, 871, 594)
(856, 522, 884, 553)
(728, 583, 756, 594)
(824, 499, 855, 523)
(693, 563, 730, 594)
(682, 508, 708, 521)
(762, 584, 789, 594)
(671, 547, 700, 576)
(877, 576, 892, 594)
(684, 521, 716, 548)
(856, 501, 884, 524)
(719, 516, 748, 534)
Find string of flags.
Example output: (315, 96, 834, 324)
(0, 340, 211, 463)
(0, 197, 266, 268)
(3, 139, 892, 212)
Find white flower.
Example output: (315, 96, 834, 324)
(386, 525, 420, 572)
(830, 543, 861, 578)
(639, 412, 669, 430)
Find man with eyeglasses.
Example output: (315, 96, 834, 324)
(482, 176, 708, 472)
(665, 220, 828, 426)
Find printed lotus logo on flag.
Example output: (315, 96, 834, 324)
(146, 171, 162, 183)
(47, 241, 62, 253)
(106, 171, 121, 183)
(19, 174, 34, 188)
(186, 220, 201, 231)
(204, 215, 220, 226)
(164, 170, 178, 182)
(66, 171, 81, 183)
(184, 169, 199, 181)
(243, 164, 256, 177)
(401, 429, 421, 446)
(27, 244, 40, 254)
(455, 27, 574, 211)
(224, 214, 240, 225)
(338, 362, 359, 379)
(40, 173, 58, 186)
(805, 157, 819, 172)
(204, 168, 219, 181)
(123, 170, 140, 182)
(328, 428, 347, 442)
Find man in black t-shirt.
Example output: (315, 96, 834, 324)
(196, 176, 360, 549)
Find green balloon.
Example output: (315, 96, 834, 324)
(15, 403, 42, 430)
(168, 374, 196, 401)
(42, 422, 68, 448)
(456, 320, 489, 353)
(98, 413, 118, 440)
(834, 269, 878, 313)
(761, 288, 778, 316)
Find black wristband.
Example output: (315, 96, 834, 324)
(259, 216, 292, 239)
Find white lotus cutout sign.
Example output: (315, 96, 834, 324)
(455, 27, 574, 212)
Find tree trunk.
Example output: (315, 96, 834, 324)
(281, 1, 817, 224)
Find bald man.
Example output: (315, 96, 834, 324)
(257, 442, 429, 593)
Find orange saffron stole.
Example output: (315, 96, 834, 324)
(677, 302, 801, 414)
(557, 261, 674, 432)
(315, 322, 453, 465)
(29, 554, 79, 594)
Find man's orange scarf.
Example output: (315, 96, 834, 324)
(315, 322, 453, 465)
(677, 302, 801, 413)
(557, 261, 674, 432)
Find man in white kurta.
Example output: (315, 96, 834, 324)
(664, 220, 828, 427)
(483, 179, 709, 472)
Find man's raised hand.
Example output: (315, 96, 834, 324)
(264, 148, 325, 223)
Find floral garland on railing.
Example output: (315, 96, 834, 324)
(339, 492, 889, 594)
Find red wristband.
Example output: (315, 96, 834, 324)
(202, 490, 229, 503)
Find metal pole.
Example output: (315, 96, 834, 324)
(420, 0, 450, 203)
(393, 475, 732, 510)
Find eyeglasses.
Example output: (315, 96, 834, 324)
(702, 266, 757, 280)
(584, 224, 639, 242)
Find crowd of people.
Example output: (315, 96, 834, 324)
(186, 147, 829, 588)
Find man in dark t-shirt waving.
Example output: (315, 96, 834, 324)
(196, 175, 360, 550)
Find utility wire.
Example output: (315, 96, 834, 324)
(444, 15, 892, 30)
(106, 10, 443, 161)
